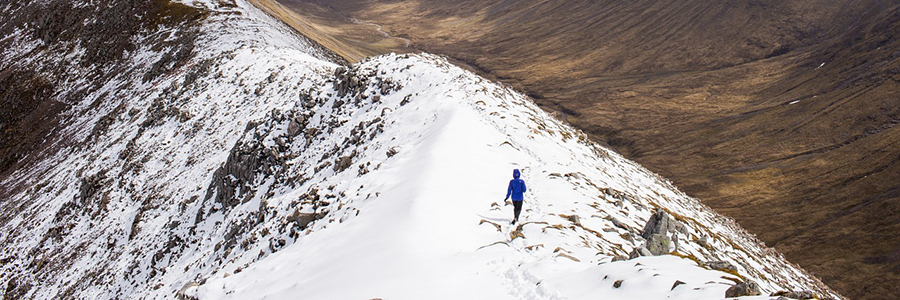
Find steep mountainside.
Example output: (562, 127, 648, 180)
(0, 0, 839, 299)
(260, 0, 900, 298)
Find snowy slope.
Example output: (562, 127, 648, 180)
(0, 0, 838, 299)
(188, 52, 837, 299)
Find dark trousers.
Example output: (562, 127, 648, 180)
(513, 200, 523, 221)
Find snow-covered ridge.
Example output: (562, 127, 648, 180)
(0, 0, 838, 299)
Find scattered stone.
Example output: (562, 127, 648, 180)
(400, 94, 412, 106)
(702, 260, 737, 273)
(671, 280, 686, 290)
(524, 244, 544, 251)
(386, 146, 400, 158)
(607, 216, 629, 230)
(725, 281, 761, 298)
(333, 66, 346, 77)
(771, 290, 817, 299)
(334, 154, 354, 172)
(787, 291, 816, 299)
(287, 115, 307, 136)
(509, 228, 525, 240)
(697, 235, 709, 248)
(560, 214, 581, 226)
(287, 209, 318, 228)
(613, 279, 624, 288)
(628, 246, 652, 259)
(176, 282, 199, 300)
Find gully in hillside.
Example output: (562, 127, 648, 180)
(504, 169, 527, 225)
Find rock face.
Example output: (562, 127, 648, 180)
(628, 208, 680, 258)
(628, 246, 653, 259)
(646, 233, 671, 255)
(702, 260, 738, 273)
(287, 209, 319, 229)
(641, 208, 675, 239)
(726, 281, 761, 298)
(772, 290, 817, 299)
(785, 291, 816, 299)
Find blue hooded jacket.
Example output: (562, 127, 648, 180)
(506, 169, 527, 201)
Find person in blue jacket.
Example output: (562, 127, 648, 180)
(505, 169, 527, 225)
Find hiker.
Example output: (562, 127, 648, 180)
(504, 169, 527, 225)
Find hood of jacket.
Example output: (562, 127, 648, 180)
(513, 169, 520, 179)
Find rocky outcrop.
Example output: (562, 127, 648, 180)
(286, 209, 319, 229)
(641, 208, 676, 239)
(702, 260, 738, 273)
(726, 281, 761, 298)
(771, 290, 818, 299)
(629, 209, 681, 258)
(628, 246, 653, 259)
(645, 233, 671, 255)
(332, 65, 401, 100)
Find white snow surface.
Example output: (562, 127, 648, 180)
(0, 0, 838, 299)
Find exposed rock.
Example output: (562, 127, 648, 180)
(611, 254, 628, 262)
(287, 114, 307, 137)
(771, 290, 817, 299)
(646, 233, 671, 255)
(613, 279, 624, 288)
(334, 155, 353, 172)
(78, 171, 105, 205)
(287, 209, 318, 228)
(628, 246, 652, 259)
(725, 281, 761, 298)
(400, 94, 412, 106)
(787, 291, 817, 299)
(509, 230, 525, 240)
(697, 235, 709, 248)
(641, 208, 676, 239)
(671, 280, 686, 290)
(176, 282, 199, 300)
(560, 214, 581, 226)
(702, 260, 737, 273)
(607, 216, 629, 230)
(333, 66, 346, 77)
(386, 146, 400, 158)
(205, 124, 290, 208)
